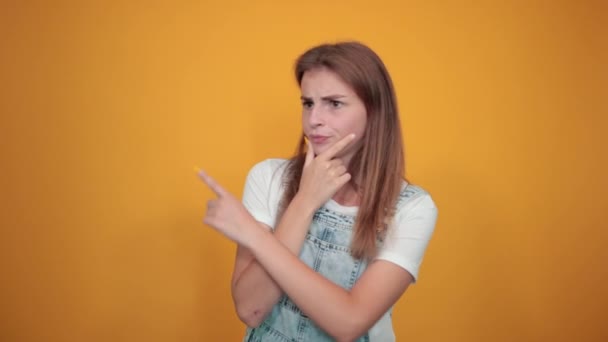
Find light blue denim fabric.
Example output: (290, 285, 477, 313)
(243, 204, 370, 342)
(243, 185, 421, 341)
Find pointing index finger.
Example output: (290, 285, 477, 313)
(197, 169, 227, 197)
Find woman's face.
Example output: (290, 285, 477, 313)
(300, 67, 367, 164)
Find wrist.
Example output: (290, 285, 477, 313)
(245, 223, 273, 251)
(292, 192, 319, 217)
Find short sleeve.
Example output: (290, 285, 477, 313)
(242, 159, 286, 230)
(375, 190, 438, 283)
(242, 161, 274, 229)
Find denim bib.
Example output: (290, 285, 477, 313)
(244, 204, 373, 342)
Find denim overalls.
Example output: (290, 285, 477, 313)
(242, 185, 420, 341)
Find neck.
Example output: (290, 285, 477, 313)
(332, 183, 360, 207)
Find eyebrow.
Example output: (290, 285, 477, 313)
(300, 94, 347, 101)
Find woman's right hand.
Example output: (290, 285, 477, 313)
(297, 133, 356, 210)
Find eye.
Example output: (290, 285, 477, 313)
(302, 100, 313, 109)
(330, 100, 343, 108)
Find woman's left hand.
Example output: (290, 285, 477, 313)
(197, 169, 258, 245)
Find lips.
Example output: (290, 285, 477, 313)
(309, 135, 330, 144)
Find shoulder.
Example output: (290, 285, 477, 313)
(389, 182, 439, 232)
(242, 159, 290, 229)
(246, 158, 290, 183)
(244, 158, 290, 195)
(394, 182, 438, 215)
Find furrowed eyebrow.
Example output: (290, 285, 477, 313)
(321, 95, 347, 101)
(300, 95, 347, 101)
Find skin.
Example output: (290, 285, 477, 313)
(300, 67, 367, 206)
(198, 69, 413, 341)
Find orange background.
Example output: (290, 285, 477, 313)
(1, 1, 606, 341)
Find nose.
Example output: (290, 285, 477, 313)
(307, 106, 325, 128)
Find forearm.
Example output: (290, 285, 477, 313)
(247, 227, 362, 341)
(232, 194, 317, 326)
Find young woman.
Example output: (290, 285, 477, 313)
(198, 41, 438, 342)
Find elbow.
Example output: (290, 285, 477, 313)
(332, 332, 365, 342)
(333, 331, 367, 342)
(335, 338, 356, 342)
(333, 332, 365, 342)
(231, 284, 273, 328)
(329, 316, 369, 342)
(235, 302, 266, 328)
(232, 287, 264, 327)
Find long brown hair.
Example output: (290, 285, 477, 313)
(280, 41, 407, 260)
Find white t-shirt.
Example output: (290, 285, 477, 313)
(242, 158, 438, 283)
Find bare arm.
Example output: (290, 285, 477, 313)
(247, 228, 414, 341)
(230, 194, 315, 327)
(201, 133, 404, 339)
(228, 135, 357, 327)
(238, 200, 438, 341)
